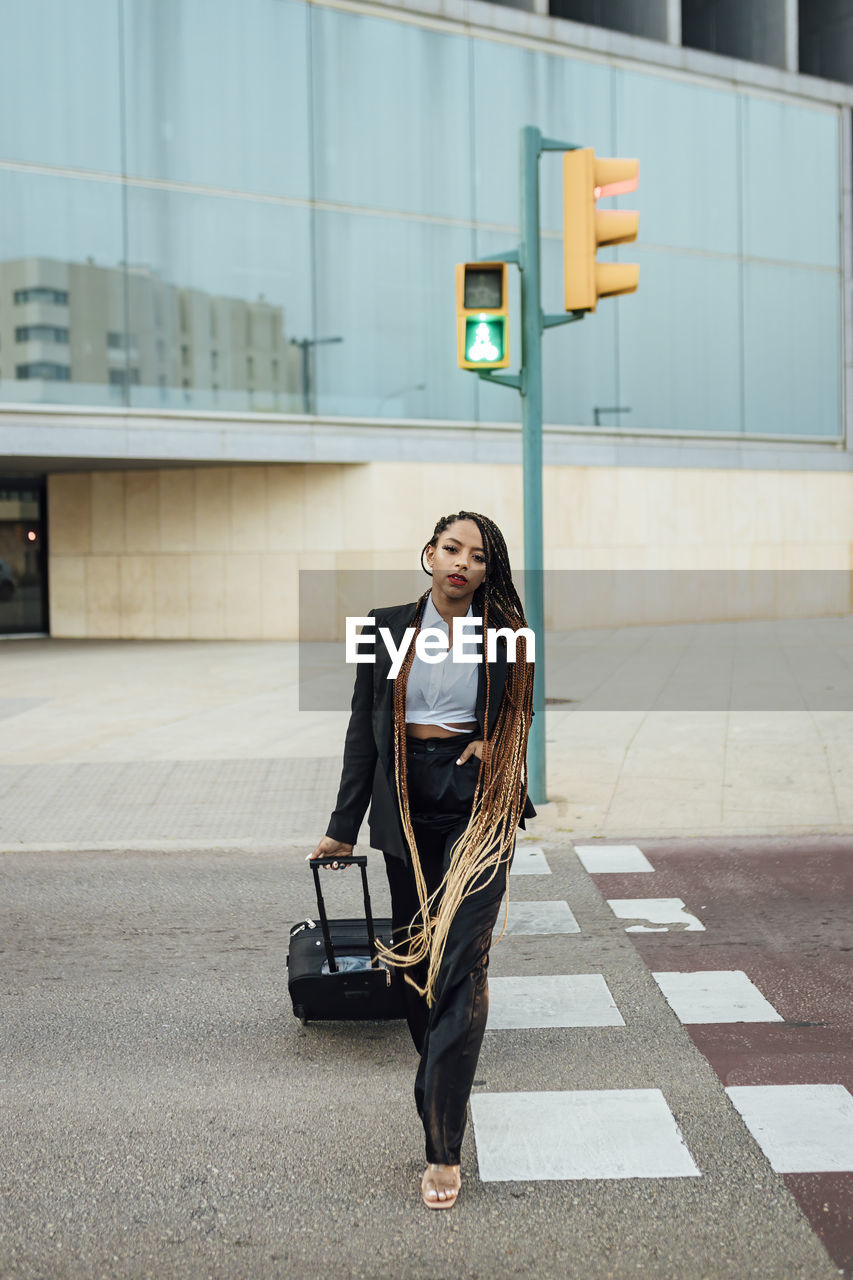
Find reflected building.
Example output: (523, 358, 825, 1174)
(0, 257, 303, 410)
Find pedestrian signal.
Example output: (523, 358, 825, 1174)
(563, 148, 639, 312)
(456, 262, 510, 369)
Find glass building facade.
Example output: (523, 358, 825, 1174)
(0, 0, 845, 438)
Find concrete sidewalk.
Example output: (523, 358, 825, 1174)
(1, 624, 851, 848)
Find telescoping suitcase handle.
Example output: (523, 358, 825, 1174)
(309, 856, 380, 976)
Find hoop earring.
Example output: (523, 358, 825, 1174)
(420, 546, 433, 577)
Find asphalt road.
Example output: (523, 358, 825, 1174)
(0, 838, 847, 1280)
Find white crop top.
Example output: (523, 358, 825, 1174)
(405, 594, 479, 732)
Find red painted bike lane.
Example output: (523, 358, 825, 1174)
(583, 835, 853, 1278)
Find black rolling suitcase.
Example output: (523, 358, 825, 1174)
(287, 855, 406, 1024)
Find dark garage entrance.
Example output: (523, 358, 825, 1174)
(0, 478, 48, 635)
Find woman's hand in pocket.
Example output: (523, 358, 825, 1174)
(455, 740, 484, 765)
(308, 836, 354, 871)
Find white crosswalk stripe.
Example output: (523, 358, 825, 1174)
(472, 1088, 702, 1181)
(726, 1084, 853, 1172)
(574, 843, 655, 873)
(509, 843, 551, 875)
(486, 974, 625, 1030)
(496, 898, 580, 935)
(652, 969, 783, 1023)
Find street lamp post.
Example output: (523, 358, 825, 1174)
(289, 336, 343, 415)
(593, 406, 631, 426)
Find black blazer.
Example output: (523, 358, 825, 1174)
(325, 600, 537, 862)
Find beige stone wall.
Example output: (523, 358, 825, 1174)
(47, 462, 853, 639)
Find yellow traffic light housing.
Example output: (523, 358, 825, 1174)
(456, 262, 510, 370)
(563, 148, 639, 312)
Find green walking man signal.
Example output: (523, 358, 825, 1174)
(456, 262, 510, 370)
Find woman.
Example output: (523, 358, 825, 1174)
(309, 510, 536, 1210)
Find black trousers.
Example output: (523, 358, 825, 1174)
(383, 732, 514, 1166)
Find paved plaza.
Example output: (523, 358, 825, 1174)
(2, 617, 853, 849)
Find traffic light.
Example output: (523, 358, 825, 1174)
(456, 262, 510, 370)
(563, 148, 639, 312)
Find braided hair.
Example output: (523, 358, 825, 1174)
(373, 510, 535, 1006)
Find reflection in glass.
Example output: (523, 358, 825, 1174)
(0, 9, 845, 439)
(311, 6, 472, 219)
(743, 261, 842, 437)
(1, 255, 126, 406)
(312, 209, 477, 421)
(538, 232, 619, 429)
(0, 170, 126, 407)
(619, 247, 743, 434)
(124, 188, 313, 413)
(0, 0, 121, 173)
(471, 41, 613, 234)
(614, 70, 740, 256)
(0, 238, 310, 413)
(125, 266, 305, 411)
(122, 0, 311, 198)
(740, 95, 840, 269)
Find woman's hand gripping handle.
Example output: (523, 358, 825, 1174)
(307, 836, 355, 871)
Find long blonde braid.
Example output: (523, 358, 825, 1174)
(372, 511, 535, 1006)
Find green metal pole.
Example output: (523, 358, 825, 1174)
(519, 125, 547, 806)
